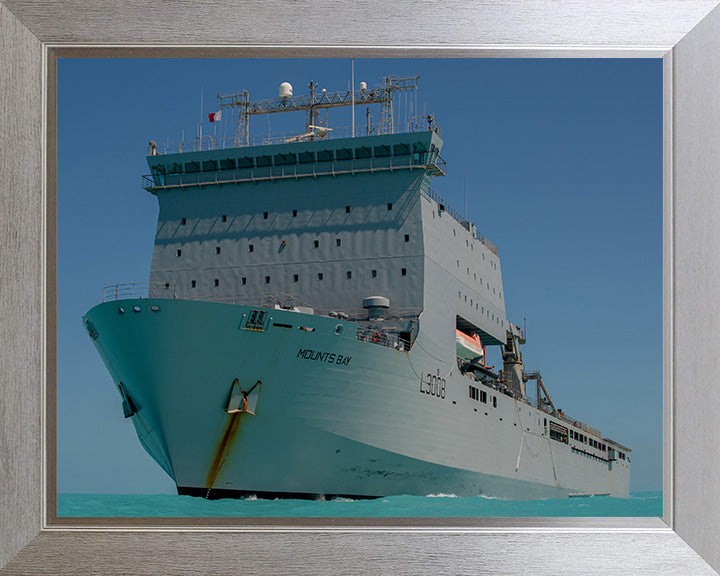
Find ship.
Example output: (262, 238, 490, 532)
(83, 75, 631, 500)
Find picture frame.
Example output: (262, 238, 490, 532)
(2, 1, 720, 574)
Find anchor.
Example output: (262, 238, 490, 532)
(226, 378, 262, 415)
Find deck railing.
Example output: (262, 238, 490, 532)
(102, 282, 177, 302)
(147, 120, 436, 156)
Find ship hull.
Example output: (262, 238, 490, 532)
(84, 298, 630, 500)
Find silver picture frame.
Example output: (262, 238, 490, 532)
(2, 1, 720, 574)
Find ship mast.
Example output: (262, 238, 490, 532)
(217, 75, 421, 147)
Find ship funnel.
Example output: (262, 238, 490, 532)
(279, 82, 293, 98)
(362, 296, 390, 320)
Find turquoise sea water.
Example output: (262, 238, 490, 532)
(58, 491, 661, 517)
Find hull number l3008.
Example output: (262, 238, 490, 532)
(420, 370, 446, 399)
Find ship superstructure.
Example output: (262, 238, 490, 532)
(84, 76, 631, 499)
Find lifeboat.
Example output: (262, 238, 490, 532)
(456, 329, 485, 361)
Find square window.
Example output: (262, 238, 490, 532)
(345, 206, 351, 213)
(263, 211, 268, 219)
(314, 240, 319, 248)
(214, 279, 219, 287)
(404, 234, 409, 242)
(401, 268, 407, 276)
(293, 209, 298, 217)
(265, 276, 270, 284)
(191, 280, 196, 288)
(181, 218, 187, 225)
(164, 282, 170, 289)
(222, 214, 227, 222)
(317, 273, 323, 280)
(176, 249, 182, 257)
(215, 246, 221, 254)
(387, 203, 393, 210)
(293, 274, 299, 282)
(242, 277, 246, 285)
(346, 271, 352, 279)
(249, 244, 254, 252)
(371, 270, 377, 278)
(336, 238, 341, 247)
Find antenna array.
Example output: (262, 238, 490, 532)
(217, 75, 421, 147)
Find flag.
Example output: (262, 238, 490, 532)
(208, 110, 222, 123)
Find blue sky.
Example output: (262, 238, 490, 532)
(57, 58, 662, 494)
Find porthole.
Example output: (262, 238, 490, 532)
(132, 306, 141, 313)
(334, 324, 344, 335)
(150, 305, 160, 312)
(118, 307, 125, 314)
